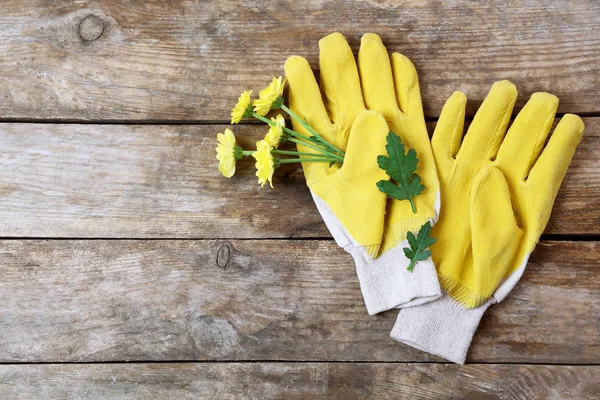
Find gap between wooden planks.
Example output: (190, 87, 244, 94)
(0, 239, 597, 364)
(0, 0, 598, 121)
(0, 119, 598, 238)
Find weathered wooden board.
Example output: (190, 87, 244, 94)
(0, 363, 598, 399)
(0, 0, 598, 121)
(0, 120, 598, 238)
(0, 239, 597, 364)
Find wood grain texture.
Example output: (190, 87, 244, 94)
(0, 239, 597, 364)
(0, 0, 598, 121)
(0, 363, 598, 400)
(1, 120, 598, 238)
(0, 0, 598, 392)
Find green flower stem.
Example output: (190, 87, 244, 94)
(287, 136, 344, 160)
(282, 126, 340, 153)
(282, 126, 302, 138)
(241, 150, 254, 156)
(251, 111, 344, 161)
(278, 157, 339, 164)
(253, 113, 296, 139)
(409, 199, 417, 214)
(272, 149, 331, 157)
(282, 126, 345, 156)
(287, 137, 344, 162)
(279, 103, 345, 156)
(252, 113, 273, 125)
(253, 109, 344, 158)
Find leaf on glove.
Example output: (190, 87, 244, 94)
(376, 131, 424, 213)
(403, 221, 436, 272)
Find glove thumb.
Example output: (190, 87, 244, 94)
(310, 110, 390, 258)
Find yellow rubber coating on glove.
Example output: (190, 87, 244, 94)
(431, 81, 585, 307)
(358, 33, 440, 253)
(284, 32, 440, 257)
(311, 111, 391, 257)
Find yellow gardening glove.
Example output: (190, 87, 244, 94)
(284, 33, 441, 315)
(391, 81, 584, 363)
(432, 80, 584, 307)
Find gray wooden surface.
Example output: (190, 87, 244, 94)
(0, 0, 598, 398)
(0, 240, 598, 364)
(0, 364, 598, 399)
(0, 121, 598, 238)
(1, 0, 599, 121)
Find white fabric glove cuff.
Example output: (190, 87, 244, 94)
(311, 191, 441, 315)
(348, 243, 441, 315)
(390, 293, 492, 364)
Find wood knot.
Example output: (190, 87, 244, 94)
(79, 15, 105, 42)
(186, 315, 239, 357)
(216, 243, 231, 269)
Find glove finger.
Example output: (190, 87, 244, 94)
(284, 55, 334, 142)
(469, 166, 522, 307)
(432, 91, 467, 174)
(358, 33, 399, 121)
(319, 32, 365, 129)
(457, 80, 517, 163)
(525, 113, 584, 236)
(390, 52, 424, 118)
(285, 55, 336, 185)
(496, 92, 558, 181)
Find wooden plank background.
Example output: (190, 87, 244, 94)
(0, 0, 598, 398)
(0, 0, 599, 121)
(0, 239, 597, 364)
(1, 120, 598, 238)
(0, 364, 598, 399)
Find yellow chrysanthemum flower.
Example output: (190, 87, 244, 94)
(216, 128, 241, 178)
(231, 90, 253, 124)
(253, 76, 286, 116)
(252, 140, 276, 188)
(264, 114, 286, 148)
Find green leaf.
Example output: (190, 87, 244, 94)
(406, 231, 417, 253)
(376, 131, 424, 213)
(403, 221, 436, 272)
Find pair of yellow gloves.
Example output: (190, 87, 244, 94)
(284, 33, 584, 363)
